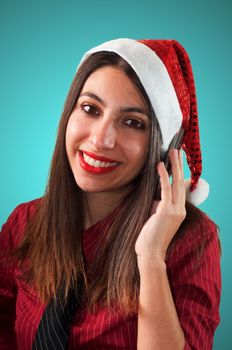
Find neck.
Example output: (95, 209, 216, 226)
(83, 187, 131, 229)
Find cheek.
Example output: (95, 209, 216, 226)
(123, 137, 149, 165)
(66, 114, 88, 151)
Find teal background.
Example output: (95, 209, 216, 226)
(0, 0, 231, 348)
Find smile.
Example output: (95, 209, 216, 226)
(79, 151, 120, 174)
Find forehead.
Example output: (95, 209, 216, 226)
(81, 66, 148, 110)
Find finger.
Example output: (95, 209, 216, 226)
(179, 149, 184, 178)
(169, 149, 182, 184)
(169, 149, 185, 204)
(179, 150, 186, 202)
(157, 162, 172, 204)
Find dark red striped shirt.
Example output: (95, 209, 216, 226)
(0, 199, 221, 349)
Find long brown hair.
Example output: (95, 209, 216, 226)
(15, 51, 217, 315)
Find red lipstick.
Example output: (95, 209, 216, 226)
(82, 150, 118, 163)
(79, 151, 120, 174)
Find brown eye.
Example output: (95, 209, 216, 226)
(82, 104, 100, 116)
(124, 118, 145, 129)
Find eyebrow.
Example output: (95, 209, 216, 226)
(79, 92, 149, 117)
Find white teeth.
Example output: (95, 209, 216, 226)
(94, 160, 101, 167)
(82, 153, 118, 168)
(89, 157, 95, 166)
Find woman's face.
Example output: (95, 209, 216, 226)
(65, 66, 150, 193)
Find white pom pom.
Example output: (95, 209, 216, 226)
(184, 178, 210, 206)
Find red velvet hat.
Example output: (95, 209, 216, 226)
(77, 38, 209, 206)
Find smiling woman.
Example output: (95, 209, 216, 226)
(0, 39, 221, 350)
(65, 66, 150, 196)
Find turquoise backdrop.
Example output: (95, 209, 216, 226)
(0, 0, 231, 348)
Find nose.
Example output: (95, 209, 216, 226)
(89, 119, 116, 150)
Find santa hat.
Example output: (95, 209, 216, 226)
(77, 38, 209, 206)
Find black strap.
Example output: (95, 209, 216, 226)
(32, 275, 84, 350)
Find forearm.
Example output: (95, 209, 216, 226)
(137, 257, 185, 350)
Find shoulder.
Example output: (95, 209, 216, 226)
(0, 198, 42, 248)
(166, 205, 221, 309)
(3, 198, 41, 229)
(166, 203, 220, 265)
(166, 206, 221, 348)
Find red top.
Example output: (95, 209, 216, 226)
(0, 199, 221, 349)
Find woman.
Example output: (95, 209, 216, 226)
(0, 38, 221, 349)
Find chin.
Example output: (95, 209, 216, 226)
(74, 179, 108, 193)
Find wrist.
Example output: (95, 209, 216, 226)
(137, 254, 167, 274)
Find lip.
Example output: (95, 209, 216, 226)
(79, 151, 120, 174)
(81, 150, 119, 163)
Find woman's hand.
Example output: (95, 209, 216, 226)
(135, 149, 186, 262)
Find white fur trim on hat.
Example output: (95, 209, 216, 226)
(77, 38, 182, 151)
(185, 178, 210, 206)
